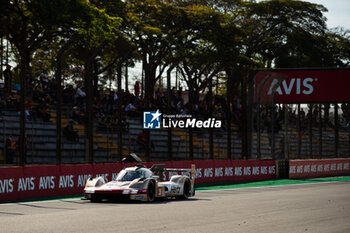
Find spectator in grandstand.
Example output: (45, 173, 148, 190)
(299, 109, 308, 136)
(3, 65, 12, 93)
(63, 84, 75, 104)
(37, 103, 52, 122)
(5, 135, 16, 164)
(32, 81, 45, 102)
(104, 91, 116, 114)
(40, 69, 49, 90)
(153, 89, 167, 111)
(6, 93, 18, 108)
(93, 95, 105, 121)
(63, 119, 79, 142)
(47, 78, 57, 103)
(25, 100, 36, 121)
(74, 87, 86, 104)
(136, 130, 154, 152)
(125, 101, 139, 117)
(134, 81, 140, 97)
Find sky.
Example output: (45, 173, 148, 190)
(305, 0, 350, 30)
(128, 1, 350, 90)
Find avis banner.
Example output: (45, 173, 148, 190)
(254, 69, 350, 103)
(289, 159, 350, 179)
(0, 160, 276, 202)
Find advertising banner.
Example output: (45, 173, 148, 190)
(289, 159, 350, 179)
(254, 69, 350, 103)
(0, 160, 276, 202)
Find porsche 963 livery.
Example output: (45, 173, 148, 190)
(84, 164, 195, 202)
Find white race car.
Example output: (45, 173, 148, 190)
(84, 164, 195, 202)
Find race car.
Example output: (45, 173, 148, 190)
(84, 164, 195, 202)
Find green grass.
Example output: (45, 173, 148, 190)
(195, 176, 350, 191)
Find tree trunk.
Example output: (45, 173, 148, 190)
(93, 59, 99, 96)
(85, 57, 94, 164)
(19, 49, 28, 166)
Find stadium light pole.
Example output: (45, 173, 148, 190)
(241, 77, 248, 160)
(309, 105, 313, 158)
(19, 50, 27, 166)
(226, 74, 233, 159)
(270, 78, 286, 160)
(319, 104, 323, 159)
(256, 73, 271, 159)
(0, 38, 2, 78)
(209, 76, 214, 160)
(284, 105, 288, 160)
(297, 104, 301, 157)
(335, 104, 339, 158)
(55, 36, 76, 165)
(188, 78, 194, 161)
(85, 57, 94, 164)
(166, 64, 177, 161)
(117, 63, 123, 162)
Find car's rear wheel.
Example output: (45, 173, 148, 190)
(147, 181, 155, 202)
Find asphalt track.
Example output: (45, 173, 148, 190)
(1, 180, 349, 233)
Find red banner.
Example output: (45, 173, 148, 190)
(0, 160, 276, 202)
(254, 69, 350, 103)
(289, 159, 350, 179)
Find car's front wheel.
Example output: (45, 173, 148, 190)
(181, 180, 191, 199)
(91, 194, 101, 203)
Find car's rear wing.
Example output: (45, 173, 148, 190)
(151, 164, 196, 184)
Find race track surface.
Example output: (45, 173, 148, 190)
(1, 181, 349, 233)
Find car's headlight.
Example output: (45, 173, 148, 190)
(131, 190, 138, 194)
(85, 189, 95, 194)
(122, 190, 130, 194)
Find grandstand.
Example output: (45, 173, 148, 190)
(1, 94, 349, 164)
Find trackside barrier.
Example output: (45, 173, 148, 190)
(0, 160, 276, 202)
(289, 159, 350, 179)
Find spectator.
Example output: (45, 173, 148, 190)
(3, 65, 12, 93)
(40, 69, 49, 90)
(5, 135, 16, 164)
(136, 130, 154, 152)
(105, 91, 115, 114)
(125, 102, 139, 117)
(70, 105, 85, 124)
(63, 119, 79, 142)
(33, 82, 44, 102)
(36, 103, 51, 122)
(134, 81, 140, 97)
(25, 100, 36, 121)
(74, 87, 86, 104)
(63, 85, 75, 103)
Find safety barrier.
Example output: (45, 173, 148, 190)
(3, 158, 349, 203)
(0, 159, 276, 202)
(289, 158, 350, 179)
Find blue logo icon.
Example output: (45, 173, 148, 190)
(143, 110, 162, 129)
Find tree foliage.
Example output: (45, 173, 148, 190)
(1, 0, 349, 97)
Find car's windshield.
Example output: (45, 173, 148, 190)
(115, 169, 145, 181)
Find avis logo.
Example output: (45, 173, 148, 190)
(143, 110, 162, 129)
(268, 78, 315, 95)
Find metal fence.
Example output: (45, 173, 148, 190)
(0, 75, 349, 166)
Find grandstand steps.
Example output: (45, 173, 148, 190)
(49, 110, 131, 159)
